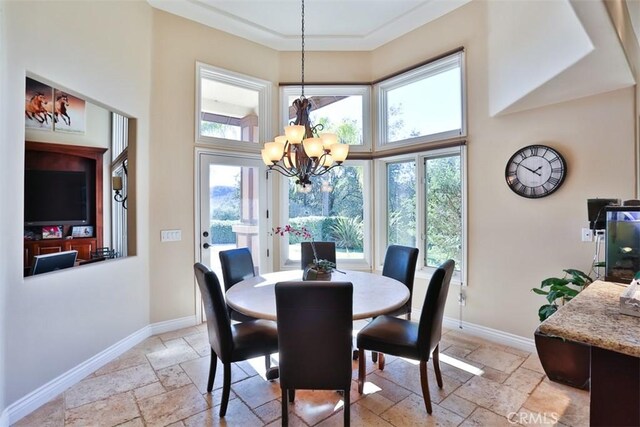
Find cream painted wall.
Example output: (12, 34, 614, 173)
(0, 0, 7, 416)
(3, 0, 152, 405)
(371, 0, 635, 338)
(149, 10, 280, 322)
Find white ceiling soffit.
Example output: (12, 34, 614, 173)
(489, 0, 635, 117)
(147, 0, 471, 51)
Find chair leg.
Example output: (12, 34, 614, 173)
(219, 362, 232, 417)
(432, 344, 443, 388)
(265, 354, 271, 370)
(371, 351, 378, 363)
(406, 312, 411, 321)
(379, 353, 385, 371)
(207, 350, 217, 393)
(343, 387, 350, 427)
(419, 360, 433, 414)
(357, 348, 366, 394)
(281, 388, 288, 426)
(289, 389, 295, 403)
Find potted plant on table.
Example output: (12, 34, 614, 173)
(531, 269, 592, 390)
(272, 224, 336, 280)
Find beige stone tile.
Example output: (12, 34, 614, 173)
(183, 397, 263, 426)
(479, 366, 510, 383)
(521, 353, 546, 374)
(116, 417, 145, 427)
(288, 389, 347, 426)
(442, 331, 485, 350)
(466, 347, 525, 374)
(356, 391, 395, 416)
(65, 391, 139, 427)
(231, 374, 281, 409)
(439, 394, 477, 418)
(264, 411, 307, 427)
(13, 394, 64, 427)
(156, 364, 193, 391)
(510, 408, 569, 426)
(253, 399, 284, 425)
(363, 372, 412, 403)
(522, 379, 589, 427)
(65, 364, 157, 409)
(376, 358, 462, 404)
(180, 356, 249, 394)
(166, 422, 185, 427)
(146, 340, 200, 370)
(503, 346, 532, 359)
(504, 367, 545, 394)
(133, 382, 166, 401)
(94, 352, 150, 376)
(380, 394, 464, 426)
(157, 326, 201, 342)
(435, 358, 476, 383)
(318, 402, 394, 427)
(133, 336, 167, 354)
(460, 407, 513, 427)
(183, 332, 211, 357)
(138, 384, 209, 427)
(454, 376, 528, 417)
(442, 344, 473, 358)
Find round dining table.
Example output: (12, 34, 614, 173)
(225, 269, 409, 321)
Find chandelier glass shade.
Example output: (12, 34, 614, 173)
(261, 0, 349, 192)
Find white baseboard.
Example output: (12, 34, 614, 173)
(443, 316, 536, 354)
(6, 315, 197, 425)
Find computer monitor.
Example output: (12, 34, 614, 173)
(31, 250, 78, 275)
(588, 198, 619, 230)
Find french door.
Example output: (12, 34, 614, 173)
(196, 151, 270, 282)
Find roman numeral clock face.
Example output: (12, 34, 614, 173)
(505, 145, 567, 198)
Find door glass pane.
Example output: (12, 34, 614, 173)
(286, 165, 364, 261)
(287, 95, 364, 145)
(387, 161, 416, 247)
(200, 79, 259, 143)
(425, 155, 461, 269)
(207, 164, 260, 275)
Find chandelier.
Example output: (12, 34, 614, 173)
(261, 0, 349, 192)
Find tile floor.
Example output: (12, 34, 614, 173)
(14, 320, 589, 426)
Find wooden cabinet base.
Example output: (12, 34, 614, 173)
(534, 329, 590, 390)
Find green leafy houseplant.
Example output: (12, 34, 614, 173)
(532, 269, 593, 321)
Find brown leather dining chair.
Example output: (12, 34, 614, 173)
(300, 241, 336, 269)
(276, 281, 353, 426)
(193, 263, 278, 417)
(219, 247, 259, 322)
(356, 259, 455, 414)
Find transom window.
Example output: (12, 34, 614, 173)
(196, 62, 271, 150)
(376, 51, 465, 149)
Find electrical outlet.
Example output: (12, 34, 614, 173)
(581, 228, 593, 242)
(458, 291, 466, 306)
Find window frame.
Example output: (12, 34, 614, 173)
(374, 51, 466, 151)
(196, 62, 272, 152)
(280, 85, 372, 153)
(278, 159, 373, 271)
(375, 145, 467, 286)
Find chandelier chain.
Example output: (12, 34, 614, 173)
(301, 0, 305, 97)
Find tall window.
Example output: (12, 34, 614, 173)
(196, 62, 271, 150)
(280, 161, 371, 268)
(376, 51, 465, 149)
(111, 113, 128, 257)
(379, 147, 466, 283)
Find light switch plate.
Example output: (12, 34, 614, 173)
(161, 229, 182, 242)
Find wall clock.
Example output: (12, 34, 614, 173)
(505, 145, 566, 198)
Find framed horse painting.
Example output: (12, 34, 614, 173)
(25, 77, 53, 131)
(53, 88, 85, 134)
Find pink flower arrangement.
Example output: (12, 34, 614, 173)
(272, 224, 312, 240)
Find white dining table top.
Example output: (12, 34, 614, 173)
(225, 269, 410, 321)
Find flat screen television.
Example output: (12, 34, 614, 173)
(31, 250, 78, 275)
(25, 170, 89, 226)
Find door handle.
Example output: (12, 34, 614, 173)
(202, 243, 211, 249)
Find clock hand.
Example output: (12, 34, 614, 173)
(519, 164, 542, 176)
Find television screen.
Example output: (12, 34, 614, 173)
(25, 170, 89, 225)
(31, 250, 78, 275)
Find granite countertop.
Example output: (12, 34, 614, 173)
(538, 280, 640, 357)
